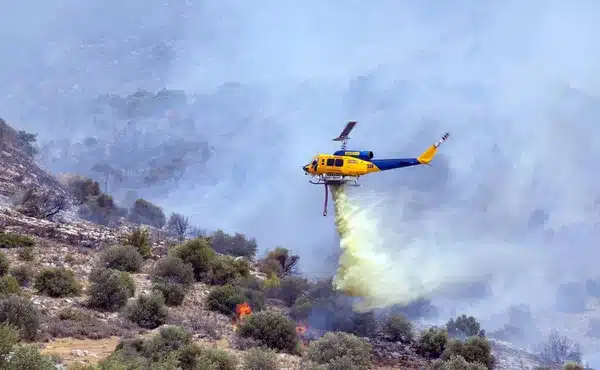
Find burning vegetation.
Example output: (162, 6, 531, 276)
(232, 301, 253, 329)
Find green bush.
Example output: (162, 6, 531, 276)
(564, 363, 584, 370)
(432, 354, 487, 370)
(0, 323, 18, 367)
(238, 310, 299, 353)
(5, 344, 56, 369)
(277, 276, 309, 306)
(383, 314, 414, 343)
(126, 292, 168, 329)
(172, 238, 216, 281)
(101, 245, 143, 272)
(195, 347, 238, 370)
(0, 294, 41, 340)
(18, 244, 34, 262)
(446, 314, 485, 338)
(34, 267, 81, 297)
(291, 295, 314, 320)
(205, 284, 265, 316)
(87, 268, 136, 311)
(152, 281, 187, 306)
(128, 198, 166, 228)
(10, 265, 35, 287)
(305, 331, 372, 370)
(209, 230, 258, 259)
(442, 336, 495, 369)
(0, 251, 8, 276)
(125, 228, 151, 259)
(141, 325, 191, 362)
(0, 232, 35, 248)
(0, 276, 21, 295)
(206, 255, 250, 285)
(242, 348, 278, 370)
(415, 327, 448, 359)
(152, 256, 195, 287)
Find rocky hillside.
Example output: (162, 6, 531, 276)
(0, 119, 583, 369)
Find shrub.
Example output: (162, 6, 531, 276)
(78, 193, 122, 226)
(210, 230, 257, 259)
(446, 314, 485, 338)
(18, 244, 34, 261)
(564, 363, 584, 370)
(383, 314, 414, 343)
(196, 347, 238, 370)
(87, 268, 136, 311)
(126, 292, 168, 329)
(5, 344, 56, 369)
(0, 294, 41, 340)
(415, 327, 448, 359)
(206, 285, 265, 316)
(0, 276, 21, 295)
(128, 198, 166, 228)
(432, 354, 487, 370)
(258, 247, 299, 277)
(291, 295, 314, 320)
(305, 331, 372, 370)
(277, 276, 309, 306)
(238, 310, 299, 353)
(151, 256, 195, 287)
(0, 232, 35, 248)
(9, 265, 34, 287)
(243, 348, 278, 370)
(141, 325, 191, 362)
(442, 336, 495, 369)
(153, 281, 187, 306)
(306, 298, 377, 337)
(125, 228, 151, 259)
(67, 177, 101, 205)
(0, 251, 8, 277)
(34, 267, 81, 297)
(206, 255, 250, 285)
(101, 245, 143, 272)
(173, 238, 216, 281)
(44, 308, 133, 340)
(0, 323, 18, 367)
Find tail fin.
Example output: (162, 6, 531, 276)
(417, 132, 450, 164)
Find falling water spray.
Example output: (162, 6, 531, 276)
(330, 184, 483, 312)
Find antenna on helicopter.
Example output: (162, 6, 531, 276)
(332, 121, 357, 150)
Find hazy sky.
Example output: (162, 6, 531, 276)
(3, 0, 600, 354)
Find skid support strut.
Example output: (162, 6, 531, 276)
(323, 184, 329, 216)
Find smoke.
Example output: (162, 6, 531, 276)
(2, 0, 600, 355)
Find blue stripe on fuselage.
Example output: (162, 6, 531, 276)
(372, 158, 420, 171)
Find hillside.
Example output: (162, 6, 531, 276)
(0, 119, 584, 369)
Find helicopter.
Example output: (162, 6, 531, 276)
(303, 121, 450, 216)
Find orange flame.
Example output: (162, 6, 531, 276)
(296, 322, 308, 335)
(236, 302, 252, 317)
(232, 302, 252, 329)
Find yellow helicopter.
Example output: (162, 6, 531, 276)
(303, 121, 450, 216)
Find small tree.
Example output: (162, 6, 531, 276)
(14, 187, 68, 221)
(540, 330, 581, 366)
(259, 247, 299, 277)
(167, 213, 189, 242)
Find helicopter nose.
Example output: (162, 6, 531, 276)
(302, 165, 308, 173)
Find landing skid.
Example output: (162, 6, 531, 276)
(308, 175, 359, 216)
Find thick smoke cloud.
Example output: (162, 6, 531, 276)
(3, 0, 600, 357)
